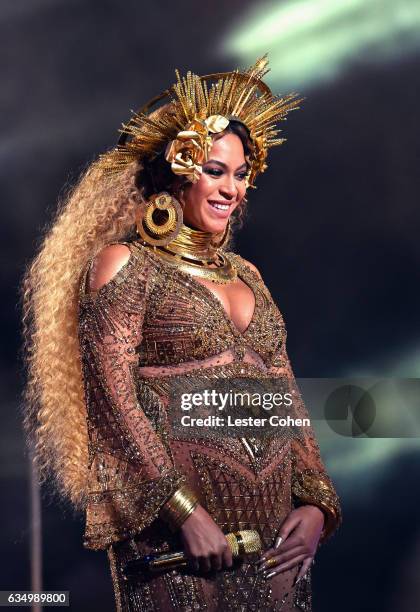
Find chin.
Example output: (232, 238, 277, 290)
(205, 220, 228, 235)
(200, 214, 230, 235)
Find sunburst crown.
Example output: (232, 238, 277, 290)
(98, 55, 303, 186)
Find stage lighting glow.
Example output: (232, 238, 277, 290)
(224, 0, 420, 88)
(326, 353, 420, 479)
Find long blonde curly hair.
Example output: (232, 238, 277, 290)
(21, 159, 140, 510)
(20, 113, 250, 512)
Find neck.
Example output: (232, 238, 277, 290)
(144, 220, 236, 283)
(160, 223, 219, 263)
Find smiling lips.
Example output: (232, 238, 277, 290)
(208, 200, 233, 218)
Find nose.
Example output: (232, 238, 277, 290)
(219, 174, 237, 200)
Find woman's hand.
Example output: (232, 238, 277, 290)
(180, 504, 233, 573)
(257, 505, 325, 582)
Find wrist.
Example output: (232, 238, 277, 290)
(159, 484, 199, 532)
(300, 503, 325, 523)
(292, 471, 342, 541)
(294, 502, 324, 517)
(179, 503, 201, 531)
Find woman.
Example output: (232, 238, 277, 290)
(22, 56, 341, 611)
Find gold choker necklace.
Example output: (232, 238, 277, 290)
(139, 224, 237, 284)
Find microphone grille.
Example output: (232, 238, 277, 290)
(225, 530, 262, 557)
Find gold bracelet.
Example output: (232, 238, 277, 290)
(292, 471, 342, 542)
(160, 485, 199, 531)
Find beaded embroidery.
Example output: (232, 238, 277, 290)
(77, 239, 341, 610)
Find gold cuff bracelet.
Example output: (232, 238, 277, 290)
(160, 484, 199, 531)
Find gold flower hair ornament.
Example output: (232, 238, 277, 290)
(97, 54, 303, 188)
(165, 115, 229, 183)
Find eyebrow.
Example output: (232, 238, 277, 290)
(205, 159, 248, 171)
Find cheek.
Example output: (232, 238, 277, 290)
(234, 181, 247, 204)
(196, 174, 215, 199)
(185, 175, 214, 205)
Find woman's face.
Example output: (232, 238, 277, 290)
(179, 132, 248, 235)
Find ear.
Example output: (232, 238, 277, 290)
(173, 180, 189, 207)
(172, 188, 184, 208)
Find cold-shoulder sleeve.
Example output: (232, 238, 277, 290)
(78, 242, 185, 550)
(269, 331, 342, 542)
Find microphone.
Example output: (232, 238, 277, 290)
(123, 530, 262, 579)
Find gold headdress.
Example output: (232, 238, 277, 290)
(98, 54, 302, 187)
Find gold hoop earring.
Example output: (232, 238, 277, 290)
(136, 192, 183, 246)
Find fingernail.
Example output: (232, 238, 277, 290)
(274, 536, 283, 549)
(257, 563, 267, 573)
(259, 555, 267, 563)
(294, 576, 302, 586)
(265, 571, 276, 580)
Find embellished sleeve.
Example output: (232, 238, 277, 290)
(78, 243, 185, 550)
(269, 331, 342, 542)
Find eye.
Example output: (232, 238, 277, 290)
(236, 172, 248, 181)
(204, 167, 223, 177)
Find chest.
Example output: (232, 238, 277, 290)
(136, 250, 286, 368)
(193, 276, 256, 334)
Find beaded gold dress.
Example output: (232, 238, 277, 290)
(77, 239, 341, 612)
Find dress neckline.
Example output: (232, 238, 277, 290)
(142, 245, 261, 338)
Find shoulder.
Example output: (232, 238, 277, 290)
(236, 255, 262, 280)
(88, 243, 132, 292)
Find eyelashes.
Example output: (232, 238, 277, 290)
(204, 168, 222, 176)
(204, 168, 248, 180)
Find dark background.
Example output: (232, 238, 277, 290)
(2, 1, 420, 610)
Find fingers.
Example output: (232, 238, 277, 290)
(259, 513, 302, 564)
(222, 542, 233, 569)
(264, 553, 310, 579)
(257, 535, 303, 568)
(295, 556, 313, 584)
(210, 552, 223, 572)
(189, 553, 222, 573)
(257, 545, 302, 573)
(199, 556, 212, 573)
(276, 511, 302, 541)
(189, 554, 217, 573)
(188, 558, 200, 573)
(188, 539, 231, 574)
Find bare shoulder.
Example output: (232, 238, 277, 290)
(239, 256, 262, 280)
(88, 243, 131, 292)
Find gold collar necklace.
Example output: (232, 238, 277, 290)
(142, 224, 237, 284)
